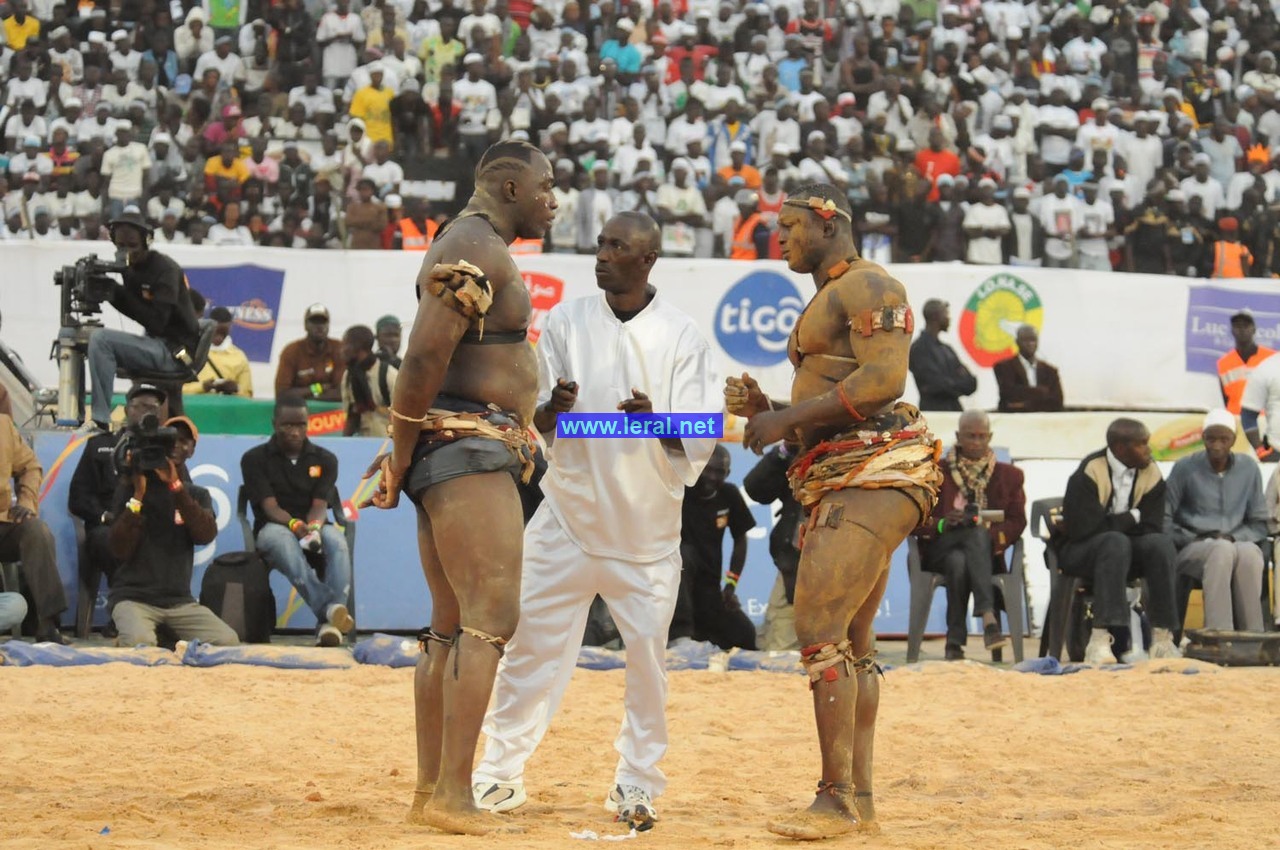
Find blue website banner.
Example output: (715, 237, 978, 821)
(556, 413, 724, 439)
(183, 264, 286, 364)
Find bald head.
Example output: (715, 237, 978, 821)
(612, 211, 661, 254)
(958, 410, 989, 431)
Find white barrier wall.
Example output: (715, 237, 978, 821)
(0, 242, 1260, 413)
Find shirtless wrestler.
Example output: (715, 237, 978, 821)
(726, 183, 942, 840)
(363, 139, 558, 836)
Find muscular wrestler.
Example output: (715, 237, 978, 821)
(727, 184, 942, 840)
(363, 139, 557, 836)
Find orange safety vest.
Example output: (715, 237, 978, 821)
(509, 238, 544, 254)
(1212, 241, 1250, 278)
(730, 213, 762, 260)
(1218, 347, 1276, 415)
(398, 217, 438, 250)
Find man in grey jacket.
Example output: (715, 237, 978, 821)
(1165, 409, 1268, 632)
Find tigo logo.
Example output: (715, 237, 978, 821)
(232, 298, 277, 331)
(715, 272, 805, 366)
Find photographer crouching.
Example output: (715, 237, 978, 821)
(83, 207, 202, 433)
(106, 411, 238, 647)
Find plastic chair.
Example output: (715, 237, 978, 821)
(237, 484, 358, 635)
(72, 517, 100, 638)
(1, 560, 24, 638)
(905, 535, 1026, 663)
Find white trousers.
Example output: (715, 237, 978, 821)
(474, 502, 681, 797)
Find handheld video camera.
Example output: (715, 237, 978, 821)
(54, 255, 126, 330)
(112, 413, 179, 476)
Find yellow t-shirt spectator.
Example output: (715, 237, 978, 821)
(349, 84, 395, 145)
(183, 343, 254, 397)
(203, 155, 251, 186)
(2, 14, 39, 49)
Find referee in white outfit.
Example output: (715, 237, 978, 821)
(472, 212, 719, 830)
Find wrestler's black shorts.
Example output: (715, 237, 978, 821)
(403, 394, 534, 503)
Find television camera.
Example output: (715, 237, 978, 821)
(51, 255, 126, 427)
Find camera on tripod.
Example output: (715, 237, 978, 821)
(51, 255, 127, 427)
(54, 255, 126, 329)
(112, 412, 179, 476)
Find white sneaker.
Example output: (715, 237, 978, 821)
(1149, 638, 1182, 659)
(473, 781, 527, 813)
(605, 783, 657, 831)
(325, 603, 354, 633)
(315, 623, 343, 647)
(1083, 633, 1117, 666)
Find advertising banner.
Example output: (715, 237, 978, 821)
(183, 264, 286, 364)
(1184, 285, 1280, 375)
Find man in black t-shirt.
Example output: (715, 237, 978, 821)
(241, 397, 354, 646)
(107, 415, 238, 647)
(84, 208, 203, 432)
(670, 445, 758, 650)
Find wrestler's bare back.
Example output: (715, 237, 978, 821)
(787, 258, 912, 447)
(415, 217, 540, 426)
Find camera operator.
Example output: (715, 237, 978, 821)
(912, 411, 1027, 661)
(106, 413, 239, 647)
(82, 207, 202, 432)
(68, 382, 168, 637)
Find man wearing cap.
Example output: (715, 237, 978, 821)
(374, 315, 402, 367)
(1211, 217, 1252, 278)
(4, 98, 45, 152)
(452, 53, 498, 162)
(174, 8, 213, 71)
(718, 139, 761, 188)
(345, 176, 388, 249)
(1243, 51, 1280, 107)
(108, 412, 239, 648)
(82, 209, 202, 432)
(656, 157, 705, 257)
(962, 178, 1010, 265)
(350, 61, 396, 146)
(1218, 312, 1274, 417)
(193, 34, 246, 90)
(1165, 410, 1268, 633)
(48, 25, 84, 84)
(389, 194, 437, 251)
(275, 304, 346, 402)
(728, 188, 768, 259)
(548, 157, 580, 253)
(183, 307, 252, 397)
(318, 0, 367, 89)
(1074, 182, 1114, 271)
(100, 121, 149, 218)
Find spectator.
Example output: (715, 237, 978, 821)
(0, 410, 67, 643)
(994, 325, 1064, 413)
(274, 303, 346, 402)
(1211, 217, 1252, 278)
(1003, 186, 1044, 266)
(1060, 418, 1182, 665)
(107, 415, 239, 648)
(242, 398, 354, 646)
(341, 323, 396, 437)
(345, 177, 387, 249)
(374, 314, 402, 367)
(913, 411, 1026, 660)
(670, 445, 757, 650)
(962, 177, 1010, 265)
(206, 200, 255, 246)
(909, 298, 976, 412)
(1038, 174, 1082, 269)
(1219, 311, 1274, 417)
(1165, 409, 1268, 633)
(349, 61, 396, 147)
(182, 307, 252, 397)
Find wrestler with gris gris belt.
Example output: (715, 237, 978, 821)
(726, 183, 943, 840)
(361, 139, 557, 836)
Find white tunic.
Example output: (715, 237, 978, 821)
(536, 291, 719, 562)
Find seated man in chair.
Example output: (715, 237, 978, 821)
(1165, 409, 1267, 632)
(240, 397, 353, 646)
(1061, 418, 1182, 665)
(913, 410, 1026, 660)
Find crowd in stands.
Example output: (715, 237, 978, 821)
(2, 0, 1280, 270)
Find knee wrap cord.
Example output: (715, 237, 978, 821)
(417, 627, 454, 655)
(452, 626, 509, 678)
(800, 641, 881, 687)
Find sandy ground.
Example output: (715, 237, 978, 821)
(3, 647, 1279, 850)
